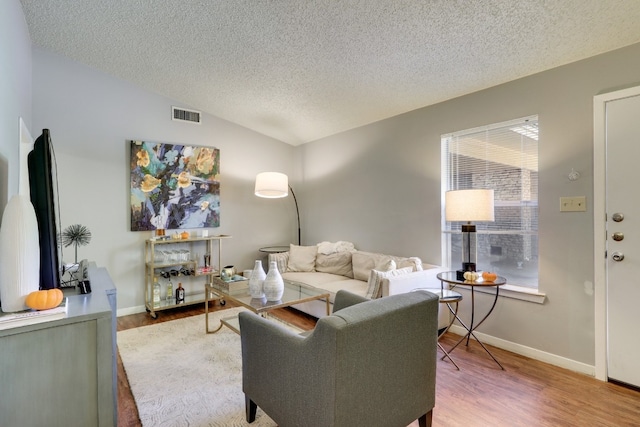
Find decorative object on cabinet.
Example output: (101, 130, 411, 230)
(445, 189, 494, 280)
(130, 140, 220, 231)
(61, 224, 92, 263)
(221, 265, 236, 279)
(144, 235, 230, 318)
(263, 261, 285, 301)
(248, 260, 266, 298)
(0, 120, 40, 312)
(254, 172, 301, 245)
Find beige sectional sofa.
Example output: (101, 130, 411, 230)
(268, 242, 448, 321)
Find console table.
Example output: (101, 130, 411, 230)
(437, 271, 506, 370)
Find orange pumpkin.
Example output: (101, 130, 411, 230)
(482, 271, 498, 282)
(25, 289, 64, 310)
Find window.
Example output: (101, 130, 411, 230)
(441, 116, 539, 288)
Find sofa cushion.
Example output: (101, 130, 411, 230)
(269, 251, 290, 274)
(366, 266, 414, 299)
(282, 272, 349, 288)
(287, 244, 317, 272)
(317, 241, 356, 255)
(315, 252, 354, 278)
(396, 256, 423, 271)
(352, 251, 394, 281)
(281, 272, 367, 303)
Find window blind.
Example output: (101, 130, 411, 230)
(441, 115, 539, 288)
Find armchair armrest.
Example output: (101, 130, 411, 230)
(238, 311, 340, 424)
(332, 289, 369, 313)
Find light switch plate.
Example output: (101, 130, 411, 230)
(560, 196, 586, 212)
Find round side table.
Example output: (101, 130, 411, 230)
(259, 245, 290, 254)
(436, 271, 507, 370)
(413, 288, 463, 370)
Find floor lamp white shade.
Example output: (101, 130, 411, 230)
(255, 172, 288, 198)
(254, 171, 301, 245)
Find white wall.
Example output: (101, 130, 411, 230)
(300, 42, 640, 367)
(31, 48, 298, 313)
(0, 0, 32, 208)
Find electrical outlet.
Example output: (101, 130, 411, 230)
(560, 196, 586, 212)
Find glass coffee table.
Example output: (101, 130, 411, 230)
(204, 277, 330, 334)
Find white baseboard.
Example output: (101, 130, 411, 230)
(448, 325, 596, 377)
(117, 305, 147, 317)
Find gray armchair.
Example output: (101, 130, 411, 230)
(238, 289, 439, 427)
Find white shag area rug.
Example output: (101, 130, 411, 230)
(118, 308, 278, 427)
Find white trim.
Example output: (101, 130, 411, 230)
(593, 85, 640, 382)
(454, 283, 546, 304)
(448, 326, 595, 376)
(117, 305, 147, 317)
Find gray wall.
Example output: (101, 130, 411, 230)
(31, 48, 298, 313)
(0, 0, 32, 208)
(300, 42, 640, 365)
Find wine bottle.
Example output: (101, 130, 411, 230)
(153, 277, 161, 306)
(176, 282, 185, 303)
(166, 278, 173, 302)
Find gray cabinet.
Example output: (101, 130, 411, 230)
(0, 266, 117, 427)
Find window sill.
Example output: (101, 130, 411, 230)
(455, 283, 546, 304)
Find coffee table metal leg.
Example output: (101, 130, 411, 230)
(205, 286, 224, 334)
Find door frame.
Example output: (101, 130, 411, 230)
(593, 85, 640, 381)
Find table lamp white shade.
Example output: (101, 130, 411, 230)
(445, 189, 495, 222)
(255, 172, 288, 198)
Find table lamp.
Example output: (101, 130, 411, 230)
(254, 172, 301, 245)
(445, 189, 495, 280)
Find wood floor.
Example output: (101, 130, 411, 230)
(117, 303, 640, 427)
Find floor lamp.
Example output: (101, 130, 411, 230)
(445, 189, 494, 280)
(254, 172, 301, 245)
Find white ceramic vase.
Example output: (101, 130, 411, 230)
(0, 195, 41, 312)
(248, 260, 266, 298)
(263, 261, 284, 302)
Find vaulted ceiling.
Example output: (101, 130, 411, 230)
(20, 0, 640, 145)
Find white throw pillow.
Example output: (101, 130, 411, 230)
(397, 256, 424, 272)
(365, 265, 411, 299)
(286, 244, 317, 272)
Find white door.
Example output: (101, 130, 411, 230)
(605, 94, 640, 387)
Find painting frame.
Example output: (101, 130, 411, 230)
(129, 140, 220, 231)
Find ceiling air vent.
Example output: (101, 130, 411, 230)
(172, 106, 201, 124)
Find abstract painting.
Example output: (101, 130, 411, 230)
(130, 140, 220, 231)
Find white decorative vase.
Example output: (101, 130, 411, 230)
(248, 260, 266, 298)
(263, 261, 284, 302)
(0, 195, 41, 312)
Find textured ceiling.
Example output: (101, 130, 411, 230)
(19, 0, 640, 145)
